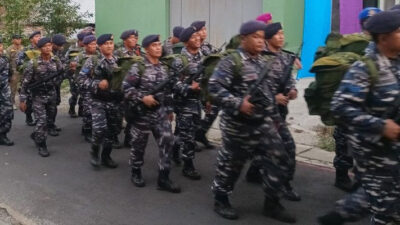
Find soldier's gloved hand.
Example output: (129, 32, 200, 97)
(20, 102, 27, 112)
(191, 81, 201, 91)
(383, 119, 400, 141)
(288, 89, 298, 100)
(142, 95, 159, 108)
(275, 93, 289, 106)
(240, 96, 254, 116)
(98, 79, 109, 90)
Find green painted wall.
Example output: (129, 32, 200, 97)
(95, 0, 169, 44)
(263, 0, 304, 52)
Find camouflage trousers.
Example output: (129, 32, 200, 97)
(248, 119, 296, 181)
(25, 94, 33, 118)
(91, 99, 120, 147)
(129, 114, 174, 170)
(212, 115, 289, 200)
(198, 104, 220, 134)
(333, 126, 354, 171)
(174, 111, 200, 160)
(362, 174, 400, 225)
(31, 92, 57, 143)
(68, 79, 82, 108)
(81, 91, 92, 130)
(335, 187, 370, 222)
(0, 81, 13, 134)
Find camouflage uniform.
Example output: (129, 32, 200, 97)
(209, 48, 289, 200)
(17, 44, 37, 124)
(200, 41, 215, 56)
(81, 55, 122, 151)
(75, 52, 98, 137)
(123, 57, 174, 170)
(172, 47, 203, 161)
(331, 44, 400, 225)
(65, 46, 83, 115)
(6, 44, 24, 105)
(51, 48, 68, 131)
(20, 55, 64, 144)
(0, 55, 13, 137)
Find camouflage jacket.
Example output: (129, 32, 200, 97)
(0, 55, 12, 83)
(20, 55, 64, 102)
(16, 44, 36, 69)
(114, 46, 138, 58)
(331, 44, 400, 174)
(200, 41, 215, 56)
(171, 47, 203, 114)
(6, 44, 24, 71)
(123, 57, 174, 118)
(262, 49, 297, 96)
(208, 48, 277, 121)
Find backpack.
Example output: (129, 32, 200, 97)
(226, 34, 241, 50)
(18, 49, 41, 73)
(304, 52, 378, 125)
(110, 56, 146, 92)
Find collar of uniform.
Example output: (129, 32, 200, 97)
(37, 55, 57, 63)
(237, 47, 263, 61)
(122, 46, 135, 55)
(181, 47, 203, 60)
(143, 56, 161, 67)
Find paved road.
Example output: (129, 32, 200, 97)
(0, 111, 368, 225)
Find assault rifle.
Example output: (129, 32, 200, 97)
(26, 71, 60, 91)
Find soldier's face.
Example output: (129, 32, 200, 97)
(242, 31, 266, 55)
(267, 30, 285, 49)
(0, 44, 3, 53)
(12, 39, 22, 45)
(146, 41, 162, 58)
(198, 27, 207, 41)
(124, 35, 138, 49)
(100, 40, 114, 56)
(187, 33, 201, 49)
(385, 29, 400, 53)
(85, 41, 97, 54)
(31, 34, 41, 46)
(40, 43, 53, 55)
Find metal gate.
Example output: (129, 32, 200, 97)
(170, 0, 263, 47)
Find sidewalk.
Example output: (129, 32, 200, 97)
(206, 78, 335, 169)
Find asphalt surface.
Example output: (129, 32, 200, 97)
(0, 111, 369, 225)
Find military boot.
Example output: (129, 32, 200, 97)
(182, 159, 201, 180)
(112, 135, 122, 149)
(68, 106, 78, 118)
(90, 144, 101, 168)
(263, 196, 296, 223)
(131, 168, 145, 187)
(82, 127, 92, 143)
(78, 106, 83, 117)
(0, 133, 14, 146)
(334, 169, 353, 192)
(283, 181, 301, 201)
(101, 145, 118, 168)
(317, 211, 345, 225)
(245, 164, 262, 184)
(214, 193, 238, 220)
(26, 113, 35, 126)
(123, 133, 131, 148)
(157, 169, 181, 193)
(37, 142, 50, 157)
(48, 126, 59, 137)
(195, 130, 214, 149)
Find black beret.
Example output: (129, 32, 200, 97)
(12, 34, 22, 39)
(239, 20, 267, 36)
(97, 34, 114, 45)
(29, 31, 41, 39)
(265, 22, 283, 39)
(52, 34, 66, 46)
(37, 37, 51, 48)
(180, 26, 197, 42)
(191, 21, 206, 31)
(83, 35, 96, 45)
(142, 34, 160, 48)
(77, 32, 93, 41)
(173, 26, 184, 38)
(120, 29, 139, 40)
(365, 11, 400, 34)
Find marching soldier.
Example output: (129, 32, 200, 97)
(0, 38, 14, 146)
(17, 30, 41, 126)
(208, 20, 296, 223)
(19, 37, 64, 157)
(191, 21, 215, 56)
(6, 34, 24, 109)
(162, 26, 184, 56)
(79, 34, 120, 169)
(171, 26, 203, 180)
(331, 11, 400, 225)
(123, 34, 181, 193)
(73, 35, 98, 143)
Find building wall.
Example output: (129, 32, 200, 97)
(95, 0, 169, 43)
